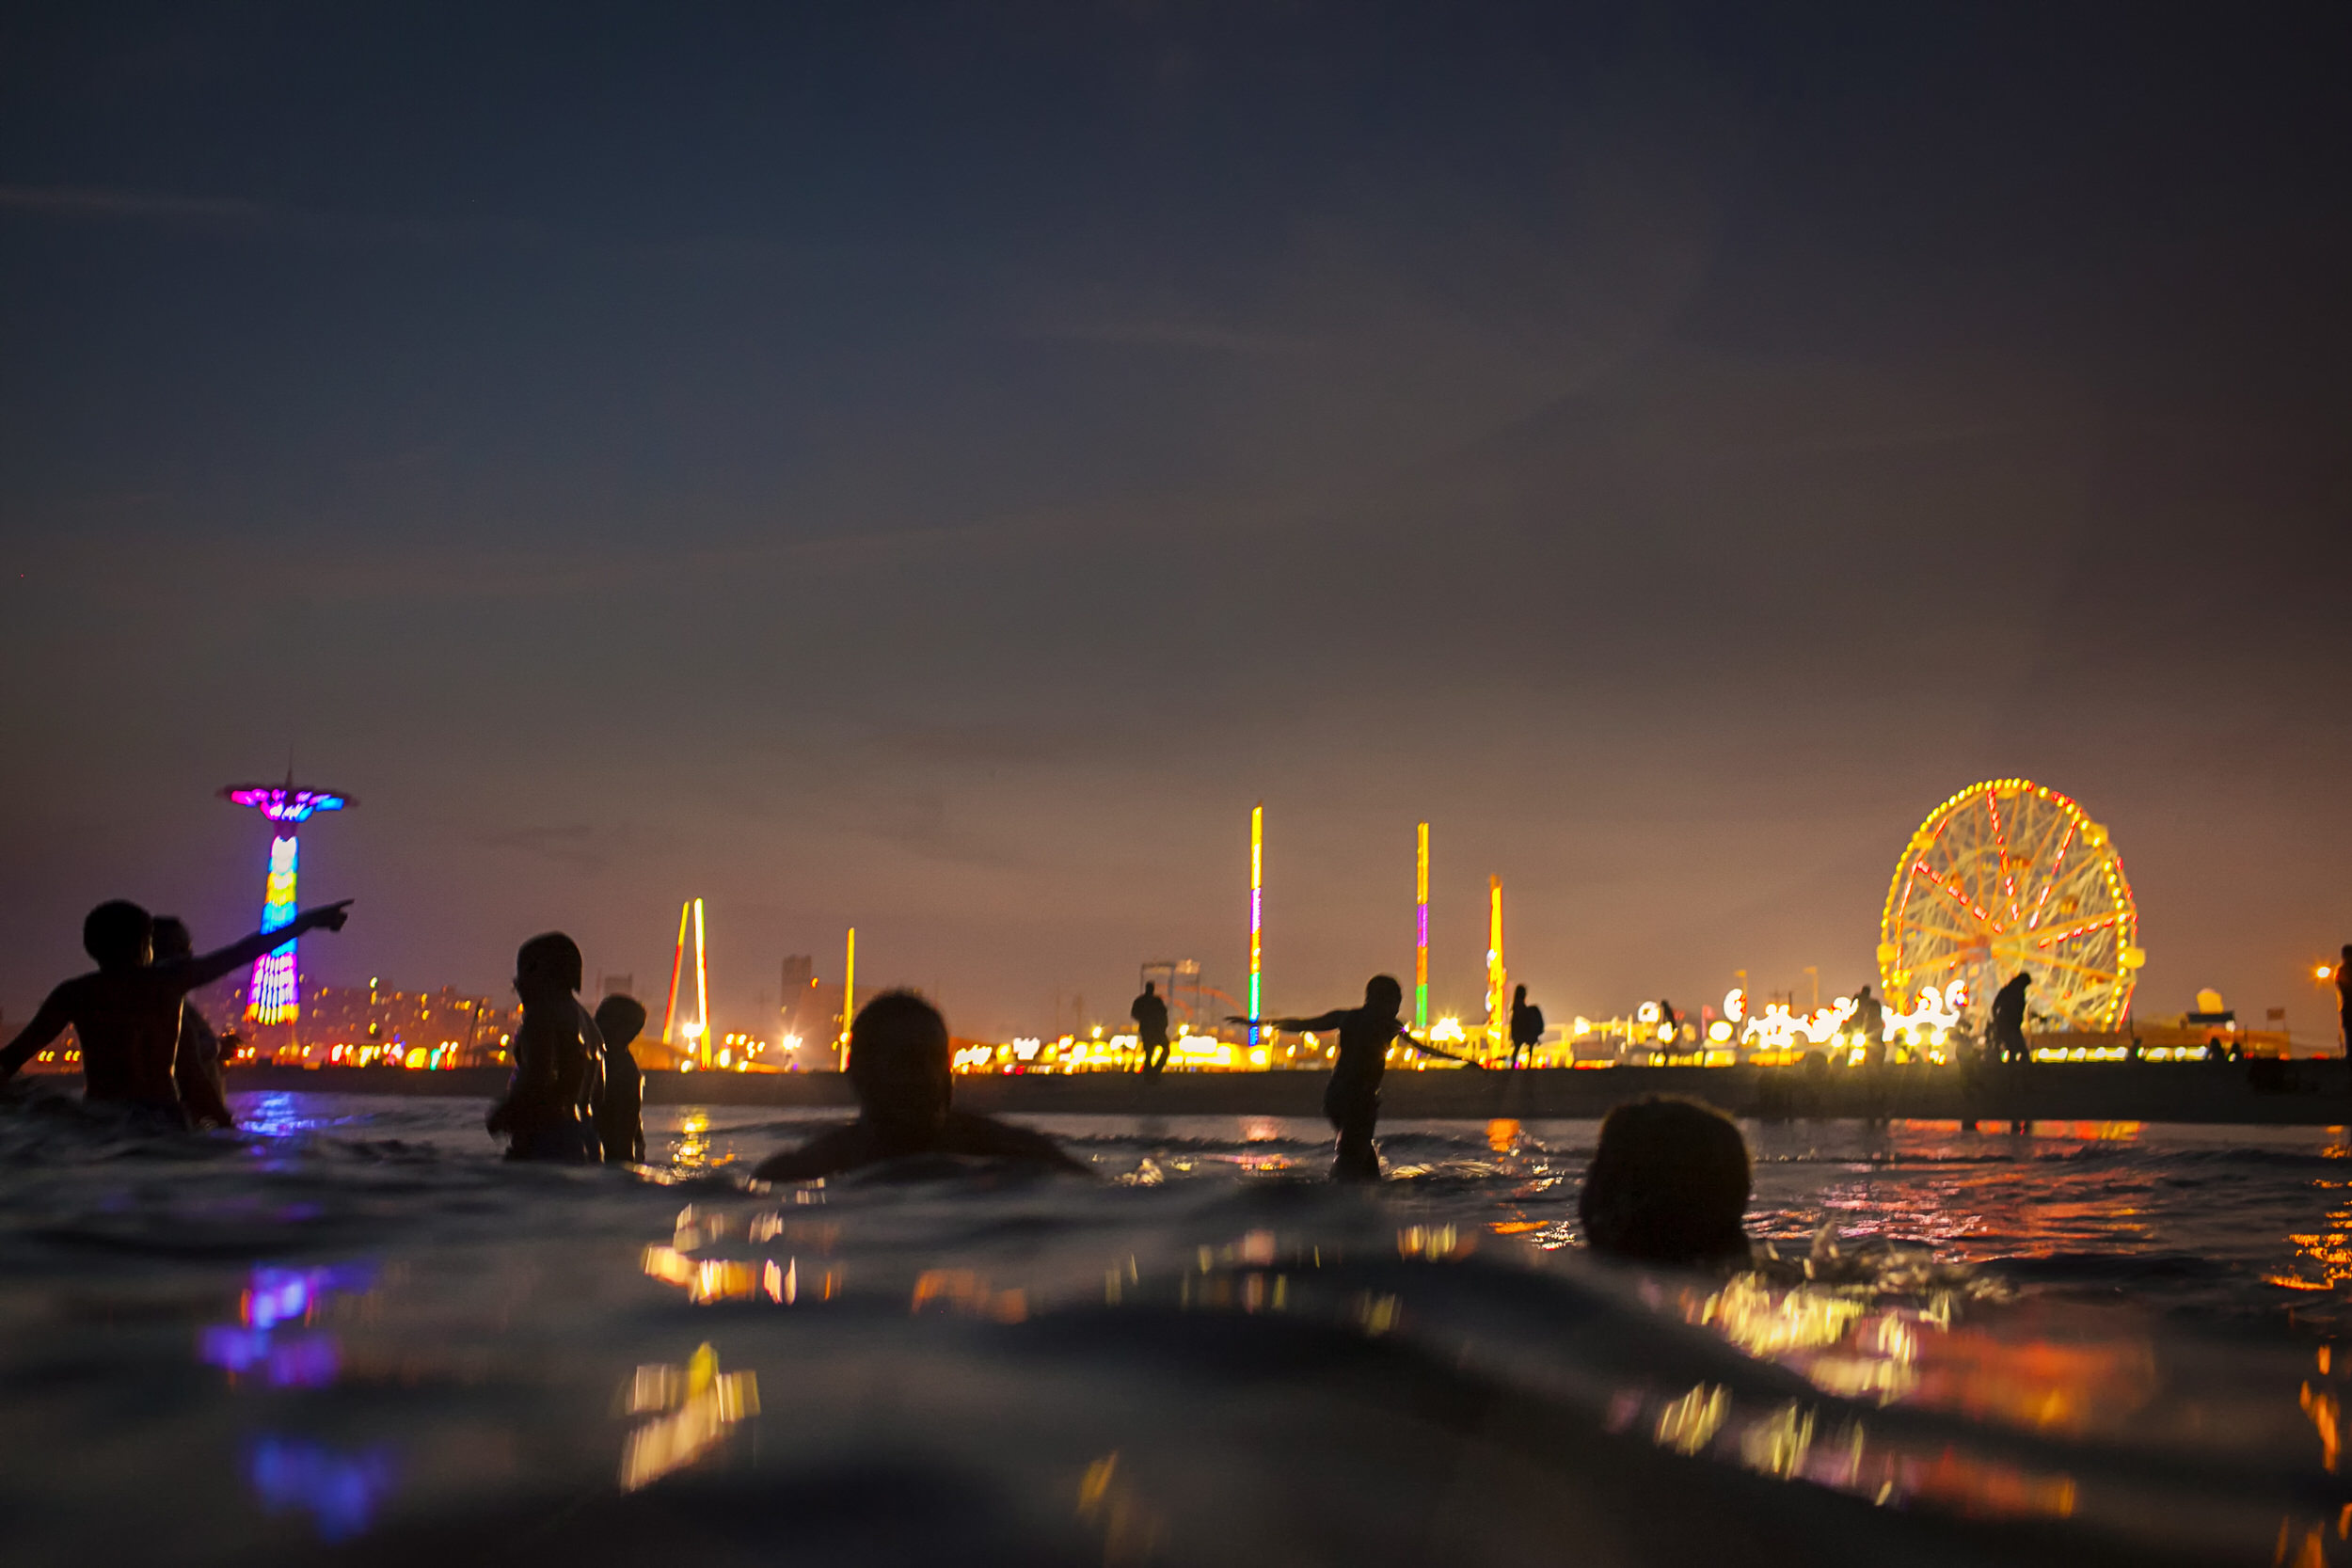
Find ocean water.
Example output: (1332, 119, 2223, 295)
(0, 1087, 2345, 1566)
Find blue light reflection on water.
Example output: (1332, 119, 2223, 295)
(246, 1436, 399, 1542)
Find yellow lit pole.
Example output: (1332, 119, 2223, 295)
(839, 926, 856, 1069)
(1486, 876, 1505, 1060)
(692, 897, 710, 1069)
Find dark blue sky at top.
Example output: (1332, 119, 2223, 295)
(1, 4, 2345, 1038)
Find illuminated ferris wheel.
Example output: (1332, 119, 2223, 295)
(1877, 779, 2145, 1032)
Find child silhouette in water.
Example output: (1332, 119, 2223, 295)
(151, 917, 238, 1131)
(485, 933, 605, 1162)
(753, 991, 1087, 1180)
(1244, 974, 1454, 1180)
(0, 897, 351, 1124)
(593, 994, 647, 1164)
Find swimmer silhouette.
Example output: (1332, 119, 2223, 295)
(1239, 974, 1459, 1180)
(752, 991, 1088, 1180)
(151, 917, 237, 1131)
(1579, 1096, 1753, 1266)
(485, 933, 605, 1162)
(1509, 983, 1544, 1069)
(1131, 981, 1170, 1078)
(1990, 972, 2031, 1065)
(0, 897, 351, 1123)
(593, 994, 647, 1164)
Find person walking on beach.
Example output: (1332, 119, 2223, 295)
(752, 991, 1089, 1180)
(485, 933, 605, 1162)
(1990, 972, 2032, 1065)
(1131, 981, 1171, 1078)
(1508, 984, 1544, 1069)
(0, 897, 352, 1125)
(593, 994, 648, 1164)
(150, 917, 237, 1131)
(1239, 974, 1454, 1180)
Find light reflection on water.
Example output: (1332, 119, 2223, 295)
(0, 1093, 2345, 1564)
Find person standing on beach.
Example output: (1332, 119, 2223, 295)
(1851, 982, 1886, 1069)
(1990, 972, 2032, 1065)
(2336, 945, 2351, 1061)
(1131, 982, 1170, 1078)
(486, 933, 605, 1162)
(150, 917, 237, 1131)
(1508, 984, 1544, 1069)
(0, 897, 351, 1124)
(1239, 974, 1450, 1180)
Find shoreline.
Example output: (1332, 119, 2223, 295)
(212, 1058, 2352, 1126)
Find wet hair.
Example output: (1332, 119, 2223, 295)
(1364, 974, 1404, 1010)
(83, 900, 153, 968)
(846, 990, 951, 1078)
(594, 994, 648, 1049)
(516, 932, 583, 992)
(1579, 1096, 1752, 1267)
(151, 916, 193, 961)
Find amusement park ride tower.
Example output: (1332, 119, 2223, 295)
(220, 775, 353, 1025)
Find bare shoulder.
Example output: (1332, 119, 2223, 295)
(751, 1121, 870, 1181)
(942, 1111, 1089, 1173)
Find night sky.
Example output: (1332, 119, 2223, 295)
(2, 5, 2345, 1041)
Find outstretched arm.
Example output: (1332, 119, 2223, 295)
(0, 987, 75, 1080)
(176, 901, 354, 990)
(1398, 1031, 1486, 1069)
(1226, 1010, 1349, 1033)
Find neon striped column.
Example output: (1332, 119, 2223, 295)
(248, 834, 301, 1022)
(1248, 802, 1263, 1047)
(1415, 822, 1429, 1033)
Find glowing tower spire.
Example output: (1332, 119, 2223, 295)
(220, 775, 352, 1024)
(1248, 802, 1263, 1047)
(840, 926, 856, 1069)
(1486, 875, 1506, 1058)
(1414, 822, 1430, 1034)
(660, 901, 691, 1049)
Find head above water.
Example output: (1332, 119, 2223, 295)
(1143, 981, 1156, 995)
(515, 932, 583, 1000)
(1362, 974, 1404, 1018)
(1514, 984, 1528, 1004)
(847, 990, 954, 1142)
(1579, 1096, 1752, 1268)
(151, 916, 193, 963)
(595, 994, 648, 1051)
(83, 900, 154, 970)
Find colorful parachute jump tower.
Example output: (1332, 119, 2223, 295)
(220, 776, 353, 1024)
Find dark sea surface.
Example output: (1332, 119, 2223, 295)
(1, 1088, 2345, 1566)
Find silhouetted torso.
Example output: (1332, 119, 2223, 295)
(1131, 990, 1169, 1044)
(500, 997, 606, 1160)
(597, 1039, 644, 1164)
(1510, 999, 1543, 1052)
(1, 967, 210, 1110)
(1290, 1006, 1404, 1098)
(174, 1003, 236, 1129)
